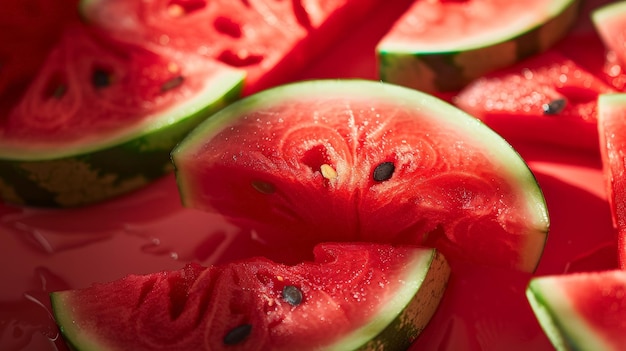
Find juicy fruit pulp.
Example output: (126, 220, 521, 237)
(377, 0, 580, 93)
(80, 0, 382, 94)
(172, 79, 549, 272)
(597, 93, 626, 269)
(454, 50, 615, 151)
(0, 24, 243, 207)
(527, 270, 626, 351)
(50, 243, 450, 351)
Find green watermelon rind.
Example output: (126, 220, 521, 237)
(330, 249, 450, 351)
(50, 247, 450, 351)
(0, 70, 244, 207)
(591, 1, 626, 36)
(376, 0, 580, 92)
(526, 274, 613, 351)
(173, 79, 549, 272)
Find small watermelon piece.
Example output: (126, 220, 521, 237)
(172, 79, 549, 272)
(376, 0, 580, 93)
(79, 0, 382, 94)
(592, 1, 626, 68)
(454, 50, 615, 151)
(597, 93, 626, 269)
(50, 243, 450, 351)
(0, 25, 244, 207)
(526, 270, 626, 351)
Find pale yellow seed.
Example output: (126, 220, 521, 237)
(168, 62, 179, 73)
(320, 164, 337, 180)
(276, 276, 284, 282)
(167, 4, 185, 17)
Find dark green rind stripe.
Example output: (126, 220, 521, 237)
(358, 250, 450, 351)
(0, 80, 243, 208)
(378, 0, 580, 93)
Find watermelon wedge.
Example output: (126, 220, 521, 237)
(50, 243, 450, 351)
(172, 79, 549, 272)
(454, 50, 615, 151)
(592, 1, 626, 68)
(79, 0, 383, 94)
(0, 24, 243, 207)
(526, 270, 626, 351)
(376, 0, 580, 93)
(597, 93, 626, 269)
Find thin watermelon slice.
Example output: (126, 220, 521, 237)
(597, 93, 626, 269)
(50, 243, 450, 351)
(454, 50, 615, 151)
(79, 0, 383, 94)
(172, 79, 549, 272)
(376, 0, 580, 93)
(0, 25, 244, 207)
(526, 270, 626, 351)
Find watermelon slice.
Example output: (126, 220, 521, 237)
(172, 79, 549, 272)
(376, 0, 580, 93)
(592, 1, 626, 68)
(50, 243, 450, 350)
(454, 50, 615, 151)
(0, 25, 244, 207)
(526, 270, 626, 350)
(597, 93, 626, 269)
(79, 0, 383, 94)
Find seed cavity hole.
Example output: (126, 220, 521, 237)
(282, 285, 303, 306)
(223, 324, 252, 345)
(251, 180, 275, 194)
(214, 16, 242, 38)
(373, 161, 395, 182)
(217, 49, 264, 67)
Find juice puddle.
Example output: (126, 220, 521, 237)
(0, 148, 618, 350)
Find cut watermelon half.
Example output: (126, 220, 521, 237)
(50, 243, 450, 351)
(79, 0, 382, 94)
(597, 93, 626, 269)
(376, 0, 580, 93)
(172, 79, 549, 272)
(0, 25, 244, 207)
(526, 270, 626, 350)
(454, 50, 615, 151)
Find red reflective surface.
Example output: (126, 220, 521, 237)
(0, 1, 618, 350)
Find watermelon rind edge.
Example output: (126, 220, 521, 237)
(333, 248, 450, 351)
(591, 1, 626, 25)
(376, 0, 580, 92)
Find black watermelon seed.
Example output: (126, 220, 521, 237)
(92, 68, 111, 88)
(51, 85, 67, 99)
(223, 324, 252, 345)
(160, 75, 184, 92)
(542, 98, 567, 115)
(282, 285, 303, 306)
(373, 162, 395, 182)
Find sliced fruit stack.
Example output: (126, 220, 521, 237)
(0, 0, 384, 207)
(524, 3, 626, 350)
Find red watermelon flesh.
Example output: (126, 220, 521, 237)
(1, 23, 237, 145)
(0, 0, 80, 114)
(80, 0, 382, 94)
(527, 270, 626, 350)
(597, 93, 626, 269)
(50, 243, 450, 351)
(454, 50, 615, 151)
